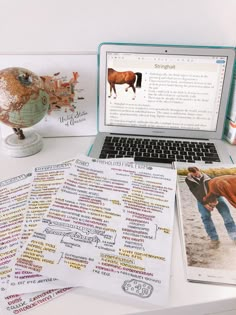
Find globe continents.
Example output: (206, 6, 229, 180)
(0, 67, 49, 129)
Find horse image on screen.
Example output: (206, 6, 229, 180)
(107, 68, 142, 100)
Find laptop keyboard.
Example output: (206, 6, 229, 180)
(99, 136, 221, 164)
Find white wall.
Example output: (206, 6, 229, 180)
(0, 0, 235, 53)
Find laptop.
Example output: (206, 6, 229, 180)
(89, 43, 235, 167)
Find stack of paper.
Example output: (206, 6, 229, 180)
(0, 155, 177, 314)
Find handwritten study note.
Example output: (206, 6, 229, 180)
(0, 170, 72, 314)
(0, 288, 71, 315)
(0, 173, 32, 293)
(10, 161, 75, 294)
(18, 155, 177, 305)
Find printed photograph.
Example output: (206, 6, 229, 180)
(0, 54, 97, 137)
(177, 164, 236, 271)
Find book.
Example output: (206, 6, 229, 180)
(174, 162, 236, 285)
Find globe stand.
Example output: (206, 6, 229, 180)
(13, 127, 25, 140)
(2, 128, 43, 157)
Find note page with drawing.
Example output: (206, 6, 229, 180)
(15, 155, 177, 305)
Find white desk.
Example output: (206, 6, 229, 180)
(0, 137, 236, 315)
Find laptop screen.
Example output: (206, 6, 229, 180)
(99, 44, 235, 140)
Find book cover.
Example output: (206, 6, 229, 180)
(174, 162, 236, 285)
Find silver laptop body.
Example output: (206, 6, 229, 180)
(89, 43, 235, 167)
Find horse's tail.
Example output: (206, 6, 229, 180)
(135, 72, 142, 88)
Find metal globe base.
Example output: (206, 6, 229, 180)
(2, 130, 43, 157)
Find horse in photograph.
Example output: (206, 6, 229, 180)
(203, 175, 236, 208)
(107, 68, 142, 100)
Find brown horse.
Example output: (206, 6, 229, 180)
(203, 175, 236, 208)
(107, 68, 142, 99)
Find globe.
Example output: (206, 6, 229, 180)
(0, 67, 50, 157)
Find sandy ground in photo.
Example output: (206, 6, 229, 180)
(178, 178, 236, 270)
